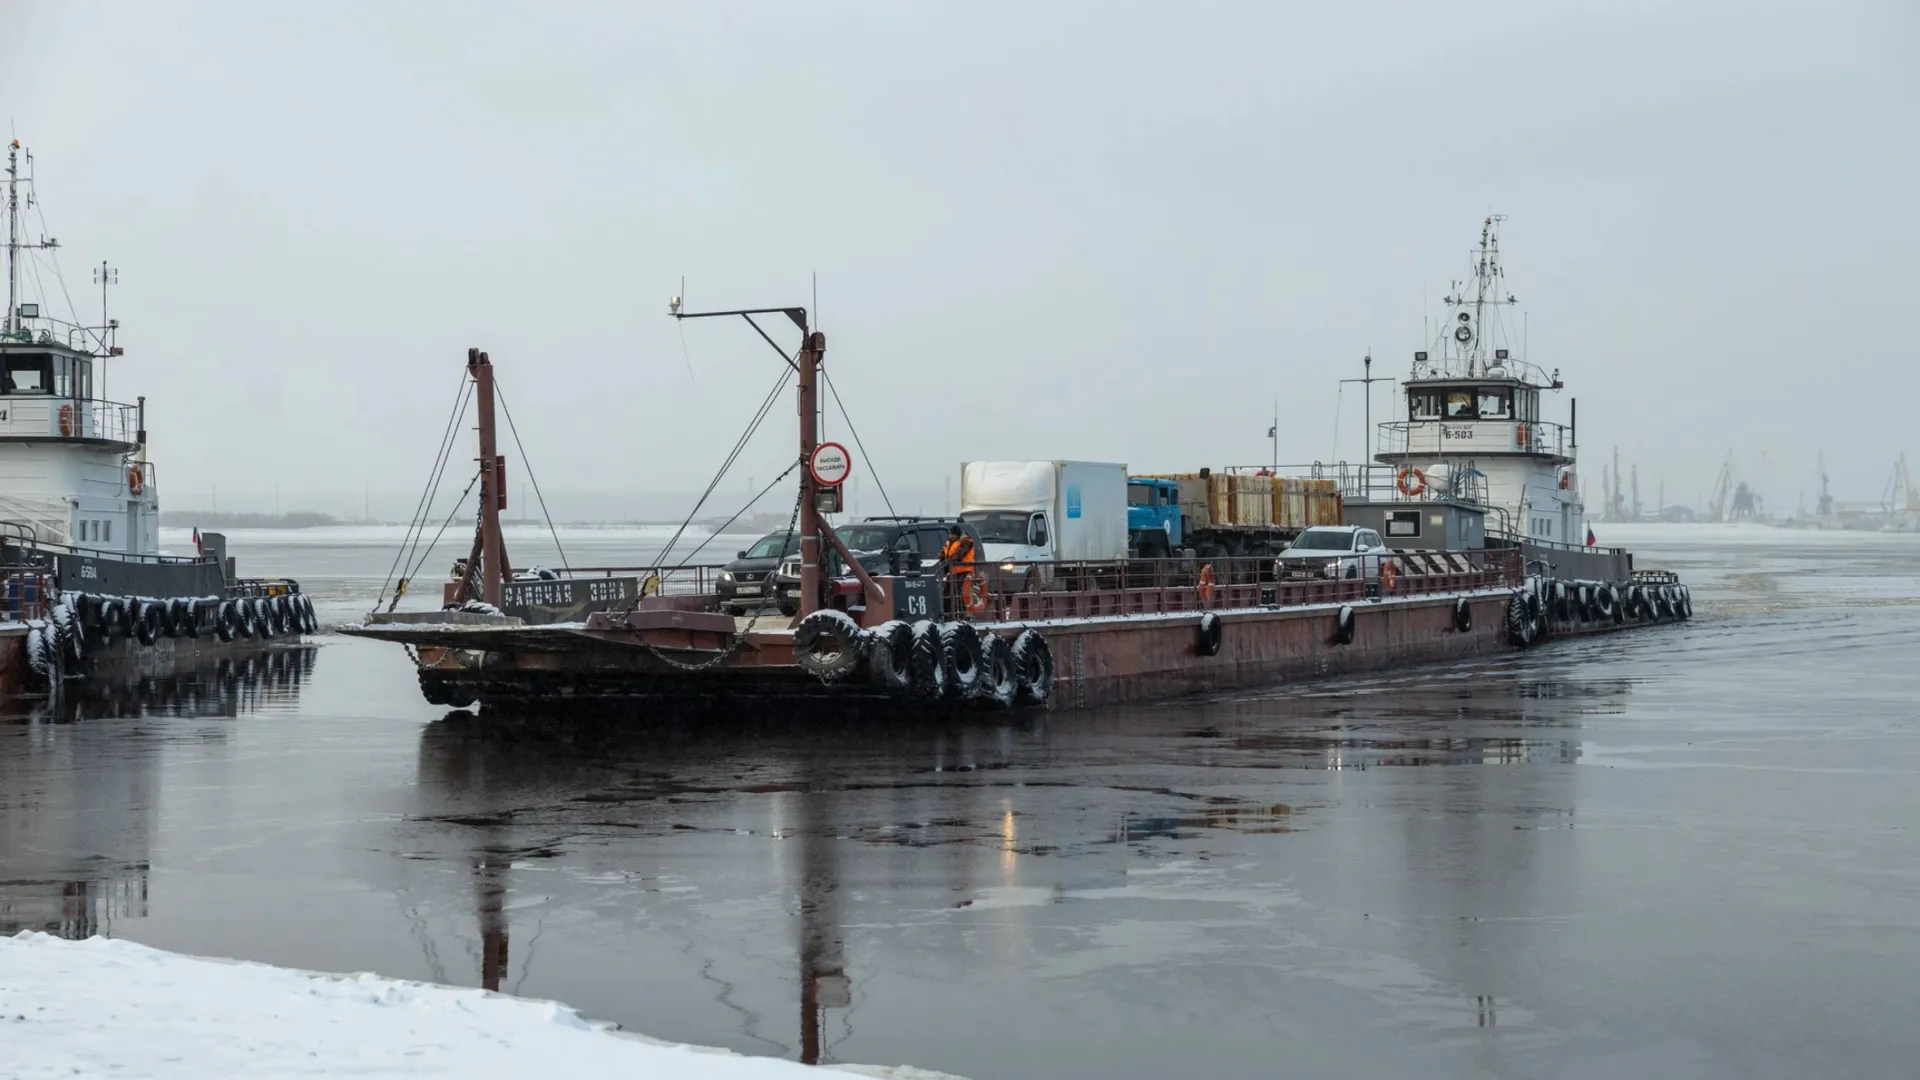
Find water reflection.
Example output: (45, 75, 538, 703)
(403, 664, 1612, 1066)
(0, 645, 319, 938)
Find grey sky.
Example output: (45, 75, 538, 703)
(8, 0, 1916, 519)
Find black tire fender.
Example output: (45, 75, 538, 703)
(1333, 604, 1356, 646)
(793, 609, 864, 682)
(939, 621, 983, 699)
(1453, 597, 1472, 634)
(166, 598, 191, 638)
(1197, 612, 1223, 657)
(253, 597, 275, 639)
(135, 601, 162, 647)
(217, 600, 240, 643)
(907, 620, 945, 700)
(980, 633, 1017, 708)
(1505, 595, 1533, 647)
(866, 619, 913, 692)
(1010, 629, 1053, 706)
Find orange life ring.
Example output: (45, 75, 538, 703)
(127, 464, 144, 495)
(1380, 560, 1398, 593)
(1515, 423, 1530, 449)
(1196, 563, 1217, 605)
(1396, 467, 1427, 497)
(58, 404, 74, 437)
(965, 574, 988, 614)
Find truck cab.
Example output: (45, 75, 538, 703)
(1126, 478, 1183, 557)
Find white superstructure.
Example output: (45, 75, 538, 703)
(2, 139, 158, 555)
(1375, 216, 1583, 547)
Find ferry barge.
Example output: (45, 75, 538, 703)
(349, 219, 1688, 714)
(0, 140, 312, 695)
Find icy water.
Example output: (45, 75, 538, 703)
(3, 524, 1918, 1079)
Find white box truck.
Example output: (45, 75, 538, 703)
(959, 461, 1129, 575)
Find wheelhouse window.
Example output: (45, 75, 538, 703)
(3, 353, 52, 394)
(1477, 388, 1511, 418)
(1409, 390, 1443, 420)
(1445, 391, 1474, 419)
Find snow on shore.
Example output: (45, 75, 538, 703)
(0, 933, 959, 1079)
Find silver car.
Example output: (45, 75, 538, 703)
(1275, 526, 1391, 580)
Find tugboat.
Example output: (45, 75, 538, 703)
(1345, 215, 1689, 642)
(0, 139, 312, 693)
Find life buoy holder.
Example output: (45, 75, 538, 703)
(127, 464, 145, 495)
(1380, 560, 1397, 593)
(58, 404, 75, 437)
(1515, 423, 1530, 449)
(1396, 467, 1427, 497)
(1196, 563, 1217, 605)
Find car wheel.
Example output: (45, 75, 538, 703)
(778, 601, 798, 617)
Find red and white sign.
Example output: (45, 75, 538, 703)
(808, 441, 852, 487)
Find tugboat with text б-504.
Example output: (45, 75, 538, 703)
(0, 139, 313, 695)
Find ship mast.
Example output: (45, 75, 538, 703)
(4, 139, 60, 338)
(1437, 214, 1518, 378)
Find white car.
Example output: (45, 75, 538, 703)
(1275, 526, 1391, 580)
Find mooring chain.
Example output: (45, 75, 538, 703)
(631, 476, 807, 674)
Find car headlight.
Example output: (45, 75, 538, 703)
(1323, 559, 1339, 577)
(1000, 561, 1016, 572)
(719, 570, 734, 583)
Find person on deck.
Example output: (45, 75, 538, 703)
(941, 526, 976, 614)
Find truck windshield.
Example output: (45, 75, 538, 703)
(1289, 530, 1353, 551)
(962, 511, 1030, 544)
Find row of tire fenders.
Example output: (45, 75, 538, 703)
(27, 590, 318, 675)
(1504, 578, 1692, 647)
(791, 610, 1053, 708)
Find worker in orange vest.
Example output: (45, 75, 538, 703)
(940, 526, 976, 614)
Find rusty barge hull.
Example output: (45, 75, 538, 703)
(344, 586, 1657, 716)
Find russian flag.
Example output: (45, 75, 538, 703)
(193, 527, 203, 555)
(1585, 525, 1597, 547)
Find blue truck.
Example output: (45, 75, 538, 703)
(1127, 470, 1338, 559)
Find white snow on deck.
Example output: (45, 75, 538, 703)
(0, 933, 961, 1079)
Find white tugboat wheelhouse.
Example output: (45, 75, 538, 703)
(1372, 216, 1592, 558)
(1, 139, 157, 556)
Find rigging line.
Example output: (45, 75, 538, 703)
(396, 379, 475, 584)
(492, 377, 570, 573)
(399, 468, 482, 588)
(672, 460, 800, 568)
(651, 361, 793, 572)
(656, 363, 791, 572)
(821, 368, 895, 518)
(677, 320, 696, 380)
(27, 194, 82, 328)
(387, 376, 473, 601)
(1330, 383, 1344, 464)
(373, 373, 472, 610)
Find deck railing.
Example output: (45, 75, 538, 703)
(968, 549, 1520, 623)
(0, 565, 57, 622)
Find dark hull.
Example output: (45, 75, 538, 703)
(392, 587, 1685, 718)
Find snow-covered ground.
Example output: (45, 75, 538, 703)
(0, 933, 959, 1079)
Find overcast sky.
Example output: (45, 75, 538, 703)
(7, 0, 1915, 519)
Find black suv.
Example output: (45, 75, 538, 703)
(770, 517, 982, 616)
(717, 530, 798, 613)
